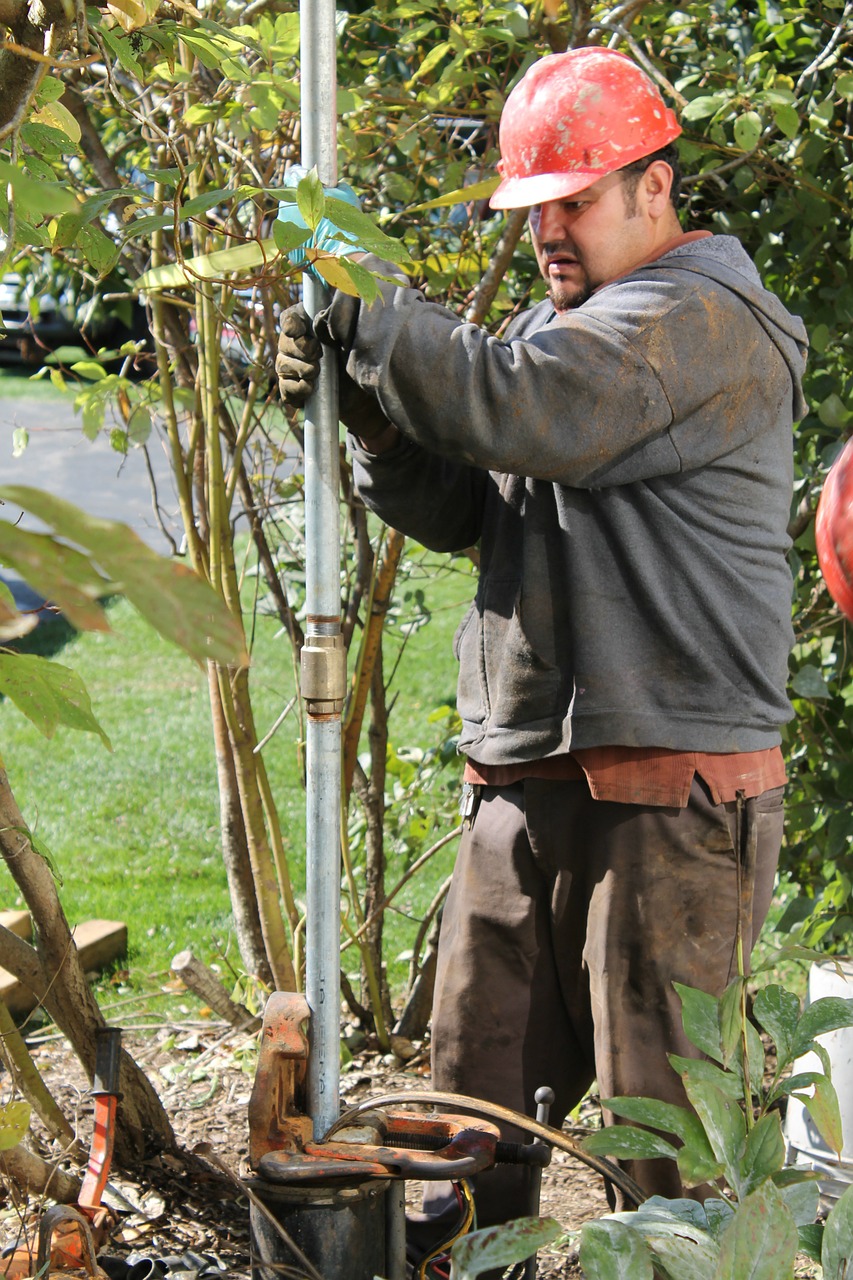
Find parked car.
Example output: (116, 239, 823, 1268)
(0, 257, 152, 368)
(0, 271, 80, 364)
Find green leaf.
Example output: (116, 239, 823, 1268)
(675, 983, 724, 1063)
(734, 110, 762, 151)
(607, 1197, 712, 1249)
(272, 221, 311, 254)
(716, 1183, 797, 1278)
(11, 428, 28, 458)
(323, 197, 412, 264)
(703, 1197, 735, 1241)
(77, 223, 120, 276)
(822, 1181, 853, 1278)
(744, 1016, 767, 1097)
(739, 1112, 786, 1196)
(81, 399, 105, 441)
(719, 977, 746, 1068)
(771, 1166, 822, 1190)
(0, 488, 248, 668)
(98, 24, 143, 79)
(600, 1096, 704, 1144)
(70, 361, 107, 382)
(773, 103, 800, 139)
(779, 1178, 819, 1228)
(677, 1129, 725, 1189)
(669, 1055, 743, 1100)
(0, 1101, 30, 1152)
(127, 405, 152, 445)
(336, 256, 382, 304)
(0, 654, 111, 749)
(791, 664, 831, 699)
(408, 40, 452, 85)
(0, 160, 78, 215)
(686, 93, 730, 121)
(818, 392, 852, 430)
(582, 1125, 679, 1163)
(794, 1075, 844, 1156)
(120, 213, 174, 240)
(296, 169, 325, 233)
(753, 984, 801, 1067)
(682, 1078, 745, 1194)
(578, 1220, 654, 1279)
(797, 1222, 823, 1262)
(769, 1070, 824, 1108)
(793, 996, 853, 1057)
(0, 522, 110, 632)
(645, 1230, 718, 1280)
(449, 1217, 560, 1280)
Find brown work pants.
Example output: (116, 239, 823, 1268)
(427, 775, 783, 1225)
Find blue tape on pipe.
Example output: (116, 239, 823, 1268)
(278, 164, 362, 281)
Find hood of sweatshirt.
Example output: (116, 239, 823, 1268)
(640, 235, 809, 421)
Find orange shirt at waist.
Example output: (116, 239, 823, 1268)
(462, 746, 786, 808)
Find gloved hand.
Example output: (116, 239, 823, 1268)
(277, 166, 362, 282)
(277, 302, 394, 444)
(276, 304, 322, 407)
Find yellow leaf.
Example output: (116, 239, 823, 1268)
(30, 102, 82, 145)
(106, 0, 148, 32)
(312, 252, 360, 296)
(0, 1101, 30, 1153)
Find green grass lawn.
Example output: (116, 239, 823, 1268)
(0, 537, 473, 1011)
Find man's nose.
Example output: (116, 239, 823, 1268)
(531, 201, 568, 243)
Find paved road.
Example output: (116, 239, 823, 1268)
(1, 396, 183, 612)
(1, 398, 182, 552)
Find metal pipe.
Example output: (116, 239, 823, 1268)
(300, 0, 343, 1140)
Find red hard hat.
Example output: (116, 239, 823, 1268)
(816, 438, 853, 622)
(490, 47, 682, 210)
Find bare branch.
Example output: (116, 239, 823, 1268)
(795, 0, 852, 93)
(465, 207, 528, 326)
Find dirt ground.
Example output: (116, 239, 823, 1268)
(0, 1021, 607, 1280)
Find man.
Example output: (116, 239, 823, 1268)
(277, 46, 808, 1222)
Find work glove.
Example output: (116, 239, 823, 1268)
(277, 302, 393, 443)
(276, 304, 322, 407)
(277, 165, 362, 282)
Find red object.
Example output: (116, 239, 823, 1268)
(490, 47, 682, 210)
(816, 438, 853, 622)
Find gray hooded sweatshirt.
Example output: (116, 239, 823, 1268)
(319, 236, 808, 766)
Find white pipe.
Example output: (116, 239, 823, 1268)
(300, 0, 342, 1139)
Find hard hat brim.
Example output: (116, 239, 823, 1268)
(489, 168, 608, 210)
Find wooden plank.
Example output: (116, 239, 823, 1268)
(73, 919, 128, 973)
(0, 920, 127, 1018)
(0, 911, 32, 941)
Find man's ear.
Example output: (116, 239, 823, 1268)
(642, 160, 674, 216)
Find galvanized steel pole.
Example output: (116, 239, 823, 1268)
(299, 0, 344, 1139)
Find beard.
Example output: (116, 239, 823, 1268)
(547, 273, 593, 312)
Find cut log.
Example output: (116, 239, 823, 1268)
(171, 949, 260, 1029)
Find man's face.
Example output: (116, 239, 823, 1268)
(529, 170, 652, 312)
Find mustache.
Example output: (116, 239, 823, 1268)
(542, 242, 579, 260)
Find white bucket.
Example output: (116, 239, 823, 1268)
(783, 958, 853, 1206)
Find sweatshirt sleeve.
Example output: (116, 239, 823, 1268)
(317, 276, 678, 488)
(348, 430, 489, 552)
